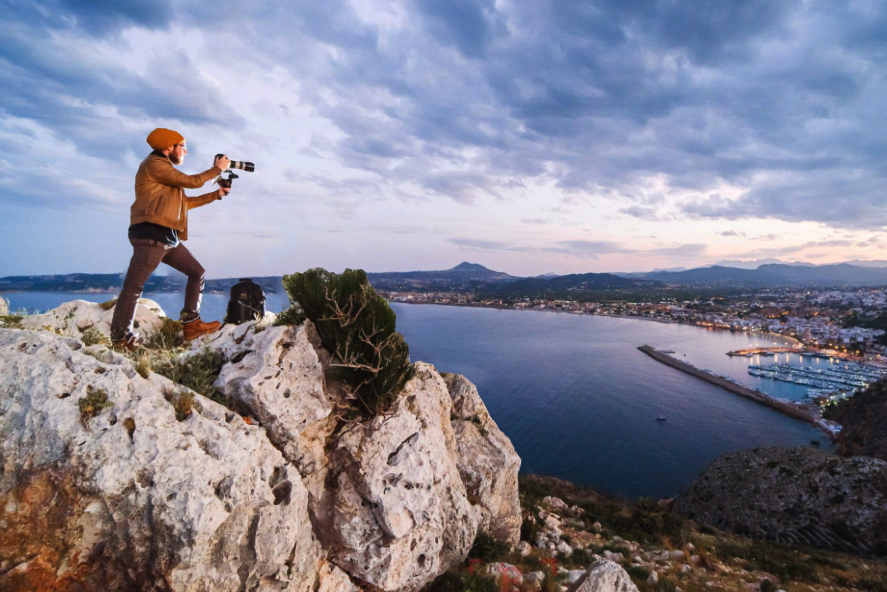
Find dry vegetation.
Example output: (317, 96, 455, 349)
(425, 475, 887, 592)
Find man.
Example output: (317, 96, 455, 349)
(110, 127, 231, 348)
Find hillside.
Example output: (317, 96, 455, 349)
(643, 263, 887, 287)
(488, 272, 663, 297)
(824, 378, 887, 461)
(673, 447, 887, 556)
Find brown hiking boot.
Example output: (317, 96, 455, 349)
(182, 318, 222, 341)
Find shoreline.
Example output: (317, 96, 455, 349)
(638, 345, 838, 439)
(388, 300, 801, 346)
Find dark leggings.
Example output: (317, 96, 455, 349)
(110, 238, 205, 340)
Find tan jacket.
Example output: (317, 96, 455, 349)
(130, 153, 222, 241)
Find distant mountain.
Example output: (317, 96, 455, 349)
(8, 260, 887, 296)
(365, 262, 517, 292)
(489, 272, 662, 296)
(712, 258, 815, 269)
(0, 273, 180, 293)
(0, 273, 284, 295)
(644, 263, 887, 287)
(844, 260, 887, 269)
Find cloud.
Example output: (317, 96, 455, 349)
(719, 230, 745, 237)
(3, 0, 887, 275)
(448, 237, 707, 261)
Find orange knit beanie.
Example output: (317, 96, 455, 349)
(146, 128, 185, 150)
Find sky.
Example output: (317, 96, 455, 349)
(1, 0, 886, 278)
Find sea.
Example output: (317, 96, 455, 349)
(4, 291, 832, 499)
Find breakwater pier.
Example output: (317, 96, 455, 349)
(638, 345, 838, 437)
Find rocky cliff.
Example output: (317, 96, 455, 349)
(0, 299, 522, 592)
(823, 378, 887, 462)
(673, 447, 887, 555)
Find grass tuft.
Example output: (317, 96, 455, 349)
(133, 350, 152, 379)
(81, 326, 108, 346)
(78, 386, 113, 427)
(151, 349, 224, 398)
(98, 298, 117, 311)
(144, 317, 183, 350)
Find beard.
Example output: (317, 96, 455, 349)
(169, 152, 184, 165)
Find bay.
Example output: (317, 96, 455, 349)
(3, 291, 830, 499)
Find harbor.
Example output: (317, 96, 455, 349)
(747, 360, 887, 404)
(638, 344, 839, 437)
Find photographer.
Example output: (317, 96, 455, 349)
(110, 128, 231, 349)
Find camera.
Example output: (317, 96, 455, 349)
(215, 154, 255, 189)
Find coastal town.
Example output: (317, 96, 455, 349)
(380, 287, 887, 359)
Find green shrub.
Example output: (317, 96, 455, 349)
(627, 565, 651, 583)
(759, 579, 777, 592)
(468, 532, 511, 563)
(273, 304, 306, 326)
(570, 547, 594, 567)
(521, 517, 540, 542)
(422, 572, 465, 592)
(462, 573, 497, 592)
(282, 268, 414, 416)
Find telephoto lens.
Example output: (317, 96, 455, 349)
(229, 161, 255, 172)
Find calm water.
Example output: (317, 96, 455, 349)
(4, 292, 830, 499)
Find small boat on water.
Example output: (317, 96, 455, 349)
(655, 416, 667, 421)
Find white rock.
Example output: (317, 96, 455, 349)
(517, 541, 533, 557)
(317, 560, 359, 592)
(556, 541, 573, 556)
(323, 363, 478, 591)
(670, 550, 684, 560)
(443, 373, 522, 545)
(484, 563, 523, 585)
(544, 514, 563, 534)
(20, 298, 168, 338)
(207, 321, 333, 474)
(647, 571, 659, 585)
(680, 564, 691, 573)
(0, 328, 322, 591)
(566, 569, 586, 584)
(566, 560, 639, 592)
(523, 571, 545, 592)
(543, 496, 569, 510)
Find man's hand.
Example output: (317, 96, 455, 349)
(214, 154, 231, 171)
(218, 185, 231, 198)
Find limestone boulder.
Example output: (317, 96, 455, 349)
(201, 320, 334, 477)
(566, 560, 639, 592)
(320, 363, 478, 591)
(19, 298, 167, 338)
(0, 328, 322, 592)
(443, 373, 521, 545)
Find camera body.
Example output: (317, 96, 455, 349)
(215, 154, 255, 189)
